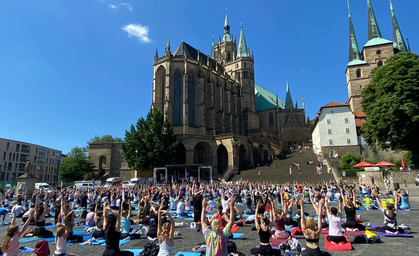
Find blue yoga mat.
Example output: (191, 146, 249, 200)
(123, 249, 144, 256)
(73, 230, 86, 235)
(175, 252, 201, 256)
(19, 237, 41, 243)
(356, 207, 365, 212)
(19, 246, 35, 254)
(229, 233, 244, 240)
(74, 225, 90, 229)
(45, 224, 57, 229)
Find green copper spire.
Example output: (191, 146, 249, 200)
(222, 12, 232, 43)
(348, 0, 362, 63)
(211, 38, 215, 59)
(236, 25, 249, 58)
(390, 0, 407, 52)
(285, 80, 294, 110)
(367, 0, 382, 40)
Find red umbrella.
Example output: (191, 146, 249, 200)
(376, 161, 395, 167)
(401, 157, 406, 170)
(353, 161, 377, 168)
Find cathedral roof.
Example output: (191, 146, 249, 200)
(173, 41, 217, 68)
(255, 84, 285, 111)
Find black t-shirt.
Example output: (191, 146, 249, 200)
(192, 194, 202, 212)
(344, 206, 356, 221)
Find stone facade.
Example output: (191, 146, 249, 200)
(151, 15, 310, 179)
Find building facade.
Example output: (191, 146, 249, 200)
(0, 138, 62, 185)
(312, 102, 359, 156)
(346, 0, 408, 112)
(149, 14, 310, 179)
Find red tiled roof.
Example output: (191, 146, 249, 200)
(355, 118, 364, 128)
(353, 111, 367, 118)
(321, 101, 349, 109)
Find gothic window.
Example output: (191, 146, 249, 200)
(244, 62, 246, 68)
(188, 73, 195, 126)
(173, 70, 183, 125)
(356, 68, 361, 78)
(227, 52, 231, 61)
(269, 112, 274, 129)
(243, 71, 248, 78)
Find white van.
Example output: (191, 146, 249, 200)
(35, 183, 51, 190)
(74, 181, 95, 191)
(129, 178, 140, 186)
(104, 177, 122, 187)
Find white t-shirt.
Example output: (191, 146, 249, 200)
(12, 205, 25, 216)
(328, 215, 343, 236)
(55, 236, 67, 254)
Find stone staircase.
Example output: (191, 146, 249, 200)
(231, 150, 336, 184)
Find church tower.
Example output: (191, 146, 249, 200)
(346, 0, 395, 113)
(214, 12, 237, 66)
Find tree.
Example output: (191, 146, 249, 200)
(59, 146, 95, 182)
(88, 134, 124, 144)
(122, 109, 181, 171)
(338, 152, 361, 170)
(361, 52, 419, 165)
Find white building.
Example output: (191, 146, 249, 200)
(312, 102, 359, 156)
(0, 138, 62, 186)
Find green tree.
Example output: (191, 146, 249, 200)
(59, 147, 95, 182)
(122, 109, 181, 171)
(88, 134, 124, 144)
(338, 152, 361, 170)
(361, 52, 419, 165)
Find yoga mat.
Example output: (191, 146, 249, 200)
(174, 252, 201, 256)
(231, 226, 240, 233)
(243, 214, 253, 218)
(45, 224, 57, 229)
(270, 237, 290, 246)
(74, 225, 90, 229)
(123, 249, 144, 256)
(44, 237, 56, 242)
(362, 204, 378, 210)
(229, 233, 244, 240)
(0, 222, 10, 226)
(378, 232, 413, 237)
(324, 235, 352, 251)
(73, 230, 86, 235)
(19, 246, 35, 254)
(19, 237, 41, 243)
(184, 217, 194, 221)
(356, 207, 365, 212)
(321, 229, 365, 236)
(251, 245, 281, 255)
(365, 230, 378, 238)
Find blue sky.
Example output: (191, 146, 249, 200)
(0, 0, 417, 154)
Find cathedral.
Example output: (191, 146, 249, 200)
(152, 13, 310, 180)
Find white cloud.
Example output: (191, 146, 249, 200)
(122, 23, 151, 43)
(108, 2, 133, 12)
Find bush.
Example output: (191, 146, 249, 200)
(339, 152, 361, 170)
(364, 157, 378, 164)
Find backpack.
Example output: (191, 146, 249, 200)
(34, 240, 50, 256)
(227, 241, 237, 254)
(140, 242, 159, 256)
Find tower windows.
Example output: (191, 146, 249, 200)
(243, 71, 248, 78)
(227, 52, 231, 61)
(244, 62, 247, 68)
(377, 61, 383, 67)
(173, 70, 183, 125)
(356, 68, 361, 78)
(376, 49, 381, 54)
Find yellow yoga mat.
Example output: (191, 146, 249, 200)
(365, 230, 378, 238)
(381, 200, 387, 210)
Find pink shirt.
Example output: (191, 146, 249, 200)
(4, 234, 19, 256)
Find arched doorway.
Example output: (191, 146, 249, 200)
(177, 144, 186, 164)
(193, 142, 212, 165)
(239, 145, 247, 170)
(217, 145, 228, 175)
(99, 156, 107, 174)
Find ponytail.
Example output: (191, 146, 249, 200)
(2, 225, 19, 253)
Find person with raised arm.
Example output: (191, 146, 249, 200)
(157, 205, 175, 256)
(272, 191, 290, 240)
(397, 183, 410, 211)
(300, 198, 330, 256)
(324, 195, 346, 244)
(1, 207, 34, 256)
(373, 187, 404, 234)
(102, 204, 133, 256)
(250, 199, 280, 256)
(201, 196, 235, 256)
(341, 187, 365, 231)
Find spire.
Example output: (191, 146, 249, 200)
(367, 0, 382, 40)
(390, 0, 407, 52)
(211, 38, 215, 59)
(222, 12, 232, 43)
(302, 96, 305, 110)
(285, 79, 294, 110)
(348, 0, 363, 63)
(236, 25, 249, 58)
(166, 34, 170, 49)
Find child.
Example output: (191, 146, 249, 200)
(1, 208, 34, 256)
(54, 224, 71, 256)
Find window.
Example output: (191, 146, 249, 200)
(227, 52, 231, 61)
(55, 152, 61, 157)
(356, 68, 361, 78)
(327, 119, 331, 125)
(377, 61, 383, 67)
(347, 139, 351, 144)
(344, 118, 349, 124)
(39, 148, 46, 156)
(19, 163, 25, 172)
(15, 144, 20, 152)
(38, 157, 45, 164)
(20, 154, 29, 162)
(376, 49, 381, 54)
(21, 144, 30, 153)
(173, 70, 183, 125)
(6, 142, 9, 151)
(188, 73, 195, 126)
(329, 140, 333, 145)
(3, 152, 5, 160)
(8, 153, 11, 161)
(328, 129, 332, 135)
(243, 71, 248, 78)
(244, 62, 247, 68)
(346, 128, 350, 134)
(8, 162, 12, 171)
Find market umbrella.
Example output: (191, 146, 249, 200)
(353, 161, 377, 168)
(376, 161, 395, 167)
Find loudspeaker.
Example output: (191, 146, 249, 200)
(393, 183, 400, 190)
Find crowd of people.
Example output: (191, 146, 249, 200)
(0, 178, 413, 256)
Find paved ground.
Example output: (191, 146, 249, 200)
(5, 187, 419, 256)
